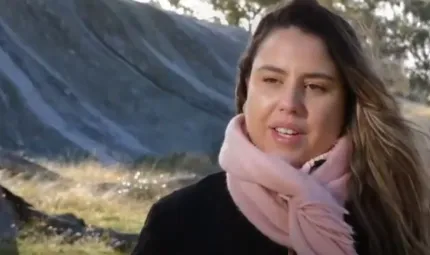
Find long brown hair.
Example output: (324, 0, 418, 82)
(234, 0, 430, 254)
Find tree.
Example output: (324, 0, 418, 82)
(169, 0, 280, 31)
(322, 0, 430, 101)
(402, 0, 430, 101)
(209, 0, 281, 31)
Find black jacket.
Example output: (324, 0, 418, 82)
(131, 172, 369, 255)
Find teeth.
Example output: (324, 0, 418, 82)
(275, 127, 297, 135)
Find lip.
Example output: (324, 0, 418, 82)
(269, 121, 305, 146)
(269, 121, 305, 134)
(270, 128, 304, 146)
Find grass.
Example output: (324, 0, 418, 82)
(0, 158, 200, 255)
(16, 238, 124, 255)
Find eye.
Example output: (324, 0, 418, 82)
(305, 83, 326, 92)
(262, 77, 281, 84)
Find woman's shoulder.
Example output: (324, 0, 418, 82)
(148, 171, 228, 218)
(130, 172, 229, 255)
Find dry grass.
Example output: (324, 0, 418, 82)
(2, 164, 151, 232)
(15, 238, 124, 255)
(0, 159, 195, 254)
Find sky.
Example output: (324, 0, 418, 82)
(136, 0, 225, 21)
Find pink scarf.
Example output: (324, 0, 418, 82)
(218, 114, 356, 255)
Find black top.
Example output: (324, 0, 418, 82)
(131, 172, 369, 255)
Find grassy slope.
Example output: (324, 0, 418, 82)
(1, 100, 429, 255)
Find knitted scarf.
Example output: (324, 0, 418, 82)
(218, 114, 356, 255)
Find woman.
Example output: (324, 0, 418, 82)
(131, 0, 430, 254)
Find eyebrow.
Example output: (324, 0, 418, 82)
(256, 65, 286, 74)
(256, 65, 336, 81)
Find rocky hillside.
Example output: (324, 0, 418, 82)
(0, 0, 248, 165)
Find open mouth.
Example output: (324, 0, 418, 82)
(274, 127, 300, 137)
(271, 127, 304, 145)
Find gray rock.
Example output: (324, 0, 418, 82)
(0, 0, 248, 165)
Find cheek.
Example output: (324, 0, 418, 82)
(243, 96, 262, 131)
(245, 85, 275, 114)
(308, 98, 345, 138)
(243, 88, 274, 137)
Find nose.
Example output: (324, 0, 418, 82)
(277, 83, 304, 115)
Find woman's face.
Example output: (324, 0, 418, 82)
(244, 26, 347, 167)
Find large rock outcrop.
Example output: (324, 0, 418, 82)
(0, 0, 248, 164)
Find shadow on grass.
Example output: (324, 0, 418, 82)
(0, 239, 19, 255)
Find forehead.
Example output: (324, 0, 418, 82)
(253, 27, 338, 76)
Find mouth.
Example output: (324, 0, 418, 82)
(270, 126, 305, 145)
(273, 127, 301, 137)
